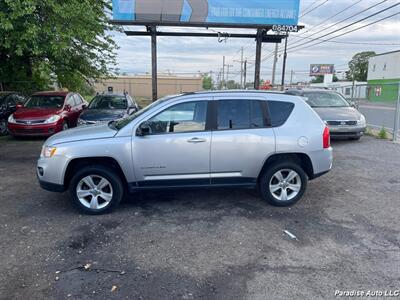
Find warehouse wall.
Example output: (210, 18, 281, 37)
(93, 76, 203, 99)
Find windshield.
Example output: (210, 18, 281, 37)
(25, 96, 65, 108)
(114, 96, 174, 130)
(303, 92, 350, 108)
(89, 95, 127, 110)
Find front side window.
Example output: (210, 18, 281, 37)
(25, 96, 65, 108)
(146, 101, 207, 134)
(89, 95, 127, 110)
(217, 100, 264, 130)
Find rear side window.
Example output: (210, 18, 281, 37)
(217, 100, 264, 130)
(267, 101, 295, 127)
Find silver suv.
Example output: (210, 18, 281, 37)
(37, 91, 333, 214)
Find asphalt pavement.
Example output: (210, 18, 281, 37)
(0, 136, 399, 299)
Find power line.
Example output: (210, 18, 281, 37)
(300, 0, 329, 18)
(297, 0, 364, 37)
(289, 34, 400, 46)
(290, 0, 392, 48)
(286, 12, 400, 54)
(286, 2, 400, 51)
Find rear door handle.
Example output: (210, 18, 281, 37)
(187, 137, 207, 143)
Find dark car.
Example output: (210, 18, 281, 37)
(7, 91, 88, 137)
(286, 89, 367, 140)
(78, 93, 138, 126)
(0, 92, 27, 135)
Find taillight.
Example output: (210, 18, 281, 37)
(323, 126, 330, 149)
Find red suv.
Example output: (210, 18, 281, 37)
(8, 91, 87, 137)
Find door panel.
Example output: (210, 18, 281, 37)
(132, 100, 211, 186)
(210, 99, 275, 182)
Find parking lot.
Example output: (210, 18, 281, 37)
(0, 136, 399, 299)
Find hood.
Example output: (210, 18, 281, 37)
(79, 109, 126, 122)
(13, 107, 61, 120)
(313, 107, 361, 121)
(45, 123, 117, 146)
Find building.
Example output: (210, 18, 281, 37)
(367, 50, 400, 102)
(93, 75, 203, 99)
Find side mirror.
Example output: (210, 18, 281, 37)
(128, 106, 138, 115)
(16, 103, 23, 109)
(137, 122, 151, 136)
(82, 104, 88, 109)
(65, 104, 71, 111)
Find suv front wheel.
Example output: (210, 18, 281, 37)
(69, 165, 124, 215)
(259, 162, 308, 207)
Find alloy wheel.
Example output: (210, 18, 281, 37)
(0, 120, 7, 135)
(76, 175, 113, 210)
(269, 169, 302, 201)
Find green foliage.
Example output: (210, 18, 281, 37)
(226, 80, 240, 89)
(346, 51, 376, 82)
(0, 0, 118, 94)
(311, 75, 339, 83)
(202, 74, 214, 90)
(378, 127, 388, 139)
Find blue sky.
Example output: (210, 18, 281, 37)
(110, 0, 400, 83)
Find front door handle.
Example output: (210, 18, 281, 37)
(187, 137, 207, 143)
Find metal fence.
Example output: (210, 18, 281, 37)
(325, 82, 400, 141)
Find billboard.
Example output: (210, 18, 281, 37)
(112, 0, 300, 27)
(310, 64, 335, 76)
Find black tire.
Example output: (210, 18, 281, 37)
(259, 161, 308, 207)
(0, 119, 8, 136)
(350, 136, 361, 141)
(69, 165, 124, 215)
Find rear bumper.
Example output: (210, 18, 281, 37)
(8, 122, 63, 137)
(309, 148, 333, 179)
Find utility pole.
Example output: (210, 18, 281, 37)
(271, 43, 279, 86)
(290, 70, 294, 86)
(243, 60, 247, 89)
(393, 82, 400, 142)
(240, 47, 244, 88)
(281, 34, 289, 91)
(226, 64, 233, 88)
(222, 56, 225, 90)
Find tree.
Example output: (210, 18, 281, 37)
(226, 80, 240, 89)
(311, 75, 339, 83)
(345, 51, 376, 82)
(0, 0, 118, 94)
(202, 74, 214, 90)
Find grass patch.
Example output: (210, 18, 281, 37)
(378, 127, 388, 139)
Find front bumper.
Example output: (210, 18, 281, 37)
(8, 121, 63, 137)
(328, 125, 366, 138)
(37, 155, 69, 192)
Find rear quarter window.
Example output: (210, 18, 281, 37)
(267, 101, 295, 127)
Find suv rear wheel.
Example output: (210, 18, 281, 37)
(69, 165, 124, 215)
(259, 161, 308, 207)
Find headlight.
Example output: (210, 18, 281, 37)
(8, 114, 16, 124)
(41, 146, 57, 158)
(357, 115, 366, 126)
(44, 115, 61, 124)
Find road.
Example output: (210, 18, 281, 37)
(359, 102, 400, 137)
(1, 136, 400, 299)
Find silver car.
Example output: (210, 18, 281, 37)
(37, 91, 333, 214)
(286, 89, 367, 140)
